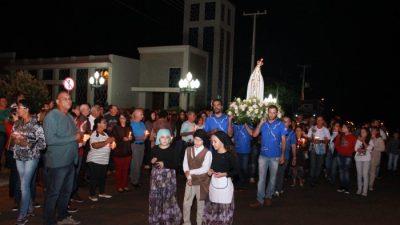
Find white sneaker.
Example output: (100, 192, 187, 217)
(57, 216, 81, 225)
(98, 194, 112, 199)
(88, 196, 98, 202)
(356, 189, 362, 195)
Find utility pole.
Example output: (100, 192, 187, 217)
(298, 64, 310, 101)
(243, 10, 267, 72)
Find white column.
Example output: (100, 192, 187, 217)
(88, 68, 96, 105)
(164, 93, 169, 110)
(37, 69, 43, 80)
(70, 68, 77, 102)
(138, 92, 146, 108)
(52, 69, 59, 100)
(179, 92, 188, 111)
(189, 92, 195, 109)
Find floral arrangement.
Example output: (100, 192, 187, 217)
(226, 95, 283, 125)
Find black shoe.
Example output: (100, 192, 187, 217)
(27, 211, 35, 217)
(12, 206, 18, 212)
(71, 194, 84, 203)
(15, 217, 28, 225)
(67, 205, 79, 213)
(337, 188, 345, 193)
(132, 183, 142, 189)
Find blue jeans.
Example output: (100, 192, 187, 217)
(237, 153, 250, 187)
(310, 151, 325, 183)
(16, 159, 39, 219)
(275, 160, 288, 192)
(44, 163, 75, 225)
(388, 153, 399, 171)
(337, 155, 352, 190)
(325, 151, 338, 183)
(257, 156, 279, 202)
(249, 143, 260, 179)
(72, 156, 83, 196)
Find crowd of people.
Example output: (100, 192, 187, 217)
(0, 92, 399, 225)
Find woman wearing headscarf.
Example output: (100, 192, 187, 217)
(148, 129, 182, 225)
(203, 131, 239, 225)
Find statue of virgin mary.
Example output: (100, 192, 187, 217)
(246, 58, 265, 101)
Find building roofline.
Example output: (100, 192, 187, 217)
(138, 45, 208, 58)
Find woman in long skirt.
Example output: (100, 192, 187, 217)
(203, 131, 238, 225)
(149, 129, 182, 225)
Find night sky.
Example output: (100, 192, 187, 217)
(1, 0, 398, 128)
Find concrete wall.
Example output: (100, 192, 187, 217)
(139, 52, 184, 87)
(109, 55, 140, 108)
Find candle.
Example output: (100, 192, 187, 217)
(145, 130, 150, 136)
(111, 141, 117, 149)
(128, 131, 132, 138)
(83, 134, 91, 142)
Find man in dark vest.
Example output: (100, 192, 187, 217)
(182, 129, 212, 225)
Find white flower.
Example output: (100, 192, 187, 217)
(252, 104, 258, 109)
(254, 109, 259, 114)
(237, 98, 241, 103)
(239, 104, 247, 111)
(227, 111, 233, 116)
(248, 107, 253, 112)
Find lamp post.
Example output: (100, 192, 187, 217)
(89, 71, 105, 88)
(178, 72, 200, 110)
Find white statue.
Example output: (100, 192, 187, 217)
(246, 58, 264, 101)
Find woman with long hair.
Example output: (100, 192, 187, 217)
(334, 122, 357, 194)
(87, 116, 115, 201)
(148, 129, 182, 225)
(354, 127, 374, 196)
(369, 127, 385, 191)
(11, 99, 46, 225)
(202, 131, 238, 225)
(111, 113, 133, 192)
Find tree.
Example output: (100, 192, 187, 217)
(0, 70, 49, 112)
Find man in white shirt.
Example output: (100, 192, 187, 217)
(182, 129, 212, 225)
(180, 111, 197, 144)
(88, 105, 100, 131)
(307, 116, 330, 186)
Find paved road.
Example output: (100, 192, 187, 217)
(1, 168, 399, 225)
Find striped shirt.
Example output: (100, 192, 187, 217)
(87, 132, 111, 165)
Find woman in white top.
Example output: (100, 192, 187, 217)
(87, 116, 115, 201)
(369, 127, 385, 191)
(354, 128, 374, 196)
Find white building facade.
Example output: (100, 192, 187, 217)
(132, 45, 208, 110)
(183, 0, 235, 105)
(5, 54, 139, 108)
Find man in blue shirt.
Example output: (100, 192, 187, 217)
(228, 118, 253, 189)
(43, 91, 81, 225)
(250, 105, 287, 208)
(204, 99, 228, 135)
(275, 116, 296, 196)
(130, 108, 148, 188)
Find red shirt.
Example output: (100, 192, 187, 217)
(334, 133, 357, 157)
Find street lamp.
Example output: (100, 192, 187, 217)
(89, 71, 106, 88)
(178, 72, 200, 110)
(178, 72, 200, 92)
